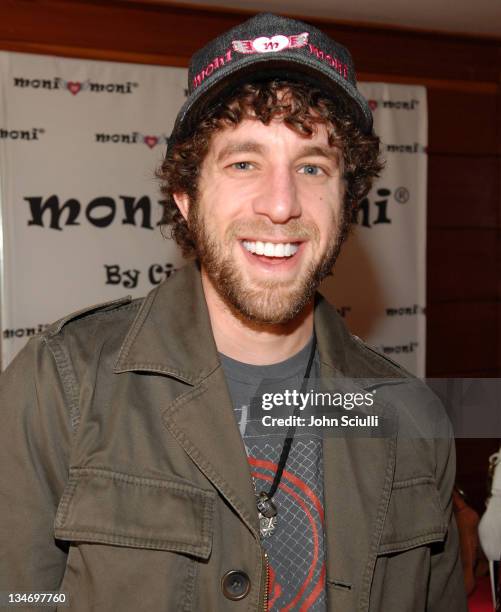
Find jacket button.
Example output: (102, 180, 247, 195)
(221, 570, 251, 600)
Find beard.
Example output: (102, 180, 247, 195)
(188, 202, 350, 325)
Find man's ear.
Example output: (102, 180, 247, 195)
(173, 193, 190, 221)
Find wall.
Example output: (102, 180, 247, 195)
(1, 0, 500, 513)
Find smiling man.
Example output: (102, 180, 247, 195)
(0, 12, 467, 612)
(174, 117, 346, 350)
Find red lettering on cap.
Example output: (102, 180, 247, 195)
(192, 49, 233, 89)
(308, 43, 349, 80)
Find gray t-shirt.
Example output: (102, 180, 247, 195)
(219, 337, 326, 611)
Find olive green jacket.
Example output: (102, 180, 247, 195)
(0, 262, 467, 611)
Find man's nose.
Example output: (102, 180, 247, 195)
(252, 167, 301, 223)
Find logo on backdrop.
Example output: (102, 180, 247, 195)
(23, 195, 161, 231)
(386, 304, 425, 317)
(385, 142, 427, 154)
(377, 341, 419, 356)
(367, 98, 420, 112)
(0, 127, 45, 141)
(95, 132, 168, 148)
(13, 76, 139, 95)
(104, 262, 179, 289)
(354, 186, 410, 228)
(3, 322, 49, 341)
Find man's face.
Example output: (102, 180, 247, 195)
(178, 116, 348, 324)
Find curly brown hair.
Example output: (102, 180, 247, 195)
(157, 79, 383, 257)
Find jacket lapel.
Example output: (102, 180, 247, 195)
(315, 298, 397, 611)
(162, 368, 260, 537)
(115, 262, 259, 538)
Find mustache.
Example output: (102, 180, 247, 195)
(226, 219, 319, 242)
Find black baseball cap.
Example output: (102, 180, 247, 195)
(168, 12, 373, 146)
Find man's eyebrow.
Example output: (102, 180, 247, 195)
(216, 141, 265, 162)
(296, 145, 340, 162)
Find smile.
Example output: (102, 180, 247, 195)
(241, 240, 300, 258)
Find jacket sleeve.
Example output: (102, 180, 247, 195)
(427, 423, 468, 611)
(0, 335, 72, 591)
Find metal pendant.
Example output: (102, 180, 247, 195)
(259, 513, 277, 538)
(256, 492, 277, 538)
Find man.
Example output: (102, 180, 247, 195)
(0, 12, 466, 612)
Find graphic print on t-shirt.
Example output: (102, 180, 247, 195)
(248, 439, 326, 611)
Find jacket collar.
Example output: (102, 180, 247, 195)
(115, 261, 219, 382)
(115, 260, 354, 380)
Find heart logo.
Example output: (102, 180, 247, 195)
(144, 136, 158, 148)
(368, 99, 378, 111)
(252, 35, 289, 53)
(67, 81, 81, 95)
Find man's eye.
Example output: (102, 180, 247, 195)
(231, 161, 253, 170)
(299, 165, 324, 176)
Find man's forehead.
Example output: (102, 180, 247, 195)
(210, 119, 339, 160)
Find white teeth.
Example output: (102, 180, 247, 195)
(264, 243, 274, 257)
(275, 243, 285, 257)
(242, 241, 300, 258)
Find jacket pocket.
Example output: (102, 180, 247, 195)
(54, 467, 215, 558)
(378, 476, 447, 555)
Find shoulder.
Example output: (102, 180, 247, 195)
(317, 294, 414, 380)
(334, 319, 452, 468)
(43, 294, 141, 339)
(352, 340, 453, 484)
(38, 294, 145, 363)
(3, 295, 141, 378)
(30, 294, 147, 388)
(348, 335, 449, 442)
(347, 332, 414, 380)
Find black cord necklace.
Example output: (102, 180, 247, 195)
(256, 334, 317, 538)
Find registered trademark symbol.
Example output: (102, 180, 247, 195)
(39, 129, 45, 134)
(394, 187, 409, 204)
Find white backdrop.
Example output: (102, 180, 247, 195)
(0, 51, 427, 374)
